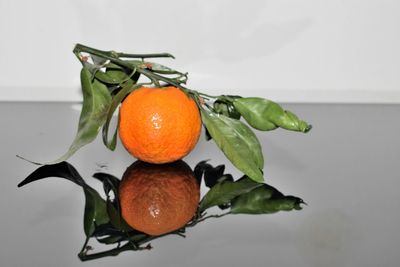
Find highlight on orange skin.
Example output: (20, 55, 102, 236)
(119, 160, 200, 236)
(118, 86, 202, 164)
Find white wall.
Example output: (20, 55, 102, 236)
(1, 0, 399, 103)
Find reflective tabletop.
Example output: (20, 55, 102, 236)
(1, 102, 399, 267)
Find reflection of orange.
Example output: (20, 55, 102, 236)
(118, 86, 202, 164)
(119, 160, 200, 236)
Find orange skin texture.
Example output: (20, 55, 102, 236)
(119, 160, 200, 236)
(119, 86, 202, 164)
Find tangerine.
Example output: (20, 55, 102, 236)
(118, 86, 202, 164)
(119, 160, 200, 236)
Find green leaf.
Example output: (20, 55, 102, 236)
(95, 70, 125, 85)
(82, 61, 110, 84)
(233, 97, 312, 133)
(47, 67, 112, 164)
(106, 69, 130, 82)
(102, 81, 141, 150)
(204, 127, 212, 141)
(199, 176, 263, 212)
(227, 103, 241, 120)
(201, 109, 264, 183)
(90, 54, 108, 66)
(95, 66, 140, 89)
(82, 62, 101, 79)
(103, 62, 123, 70)
(230, 184, 304, 214)
(213, 100, 241, 119)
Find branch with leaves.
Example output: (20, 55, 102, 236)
(23, 44, 311, 183)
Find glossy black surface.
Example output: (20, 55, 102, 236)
(1, 102, 399, 266)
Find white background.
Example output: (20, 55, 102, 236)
(0, 0, 399, 103)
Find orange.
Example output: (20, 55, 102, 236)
(119, 160, 200, 236)
(118, 86, 202, 164)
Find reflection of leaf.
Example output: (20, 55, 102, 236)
(233, 97, 311, 132)
(199, 176, 262, 212)
(84, 188, 109, 236)
(19, 159, 304, 261)
(92, 172, 132, 232)
(193, 161, 225, 188)
(48, 67, 112, 164)
(92, 172, 120, 194)
(92, 223, 124, 237)
(201, 109, 264, 183)
(17, 161, 85, 187)
(18, 162, 110, 237)
(231, 184, 304, 214)
(193, 160, 208, 185)
(203, 164, 225, 188)
(96, 235, 125, 245)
